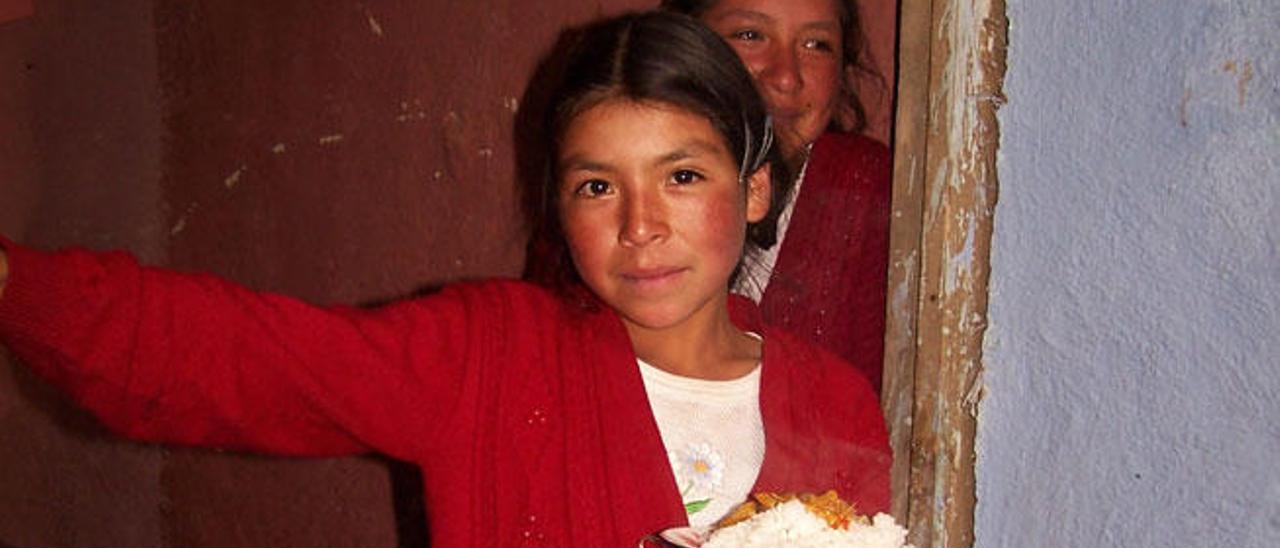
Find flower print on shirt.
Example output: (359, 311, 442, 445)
(669, 442, 726, 516)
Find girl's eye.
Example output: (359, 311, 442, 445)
(574, 179, 613, 197)
(803, 38, 836, 53)
(730, 29, 763, 42)
(671, 169, 704, 185)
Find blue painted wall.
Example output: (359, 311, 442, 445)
(979, 1, 1279, 545)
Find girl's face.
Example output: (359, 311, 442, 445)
(699, 0, 844, 160)
(557, 99, 770, 334)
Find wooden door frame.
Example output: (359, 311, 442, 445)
(881, 0, 1007, 546)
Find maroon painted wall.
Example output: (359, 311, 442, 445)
(0, 1, 32, 25)
(0, 1, 896, 545)
(0, 2, 167, 547)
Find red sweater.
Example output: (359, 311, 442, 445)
(0, 241, 890, 547)
(761, 132, 893, 393)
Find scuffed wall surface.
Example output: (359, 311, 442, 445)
(980, 1, 1279, 546)
(0, 1, 167, 546)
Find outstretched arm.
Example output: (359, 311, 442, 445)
(0, 240, 499, 460)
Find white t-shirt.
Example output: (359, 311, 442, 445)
(638, 358, 765, 531)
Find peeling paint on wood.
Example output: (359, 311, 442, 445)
(887, 0, 1007, 546)
(884, 0, 934, 525)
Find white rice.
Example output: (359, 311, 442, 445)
(702, 500, 912, 548)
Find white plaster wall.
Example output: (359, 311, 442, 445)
(979, 1, 1279, 546)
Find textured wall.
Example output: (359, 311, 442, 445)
(0, 0, 33, 25)
(0, 1, 897, 546)
(979, 1, 1279, 545)
(0, 2, 167, 546)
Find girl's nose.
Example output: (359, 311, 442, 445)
(755, 46, 801, 94)
(618, 194, 668, 247)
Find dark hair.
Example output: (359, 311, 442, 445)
(521, 11, 791, 292)
(659, 0, 881, 134)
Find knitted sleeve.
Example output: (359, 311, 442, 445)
(0, 238, 510, 460)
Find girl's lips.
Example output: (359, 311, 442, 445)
(620, 267, 686, 288)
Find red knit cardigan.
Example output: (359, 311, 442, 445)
(760, 132, 893, 393)
(0, 240, 890, 547)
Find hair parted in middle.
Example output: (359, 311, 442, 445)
(525, 11, 793, 293)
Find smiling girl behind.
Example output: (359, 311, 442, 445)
(663, 0, 895, 394)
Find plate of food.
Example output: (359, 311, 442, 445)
(643, 491, 913, 547)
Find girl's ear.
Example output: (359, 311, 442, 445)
(745, 162, 772, 223)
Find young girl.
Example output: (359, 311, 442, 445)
(0, 11, 888, 547)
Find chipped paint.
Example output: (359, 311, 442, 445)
(503, 96, 520, 113)
(943, 212, 978, 294)
(396, 112, 427, 123)
(962, 369, 983, 415)
(224, 166, 246, 189)
(271, 143, 287, 154)
(397, 100, 428, 123)
(885, 0, 936, 522)
(890, 250, 919, 325)
(898, 0, 1007, 546)
(170, 203, 200, 236)
(318, 134, 344, 145)
(367, 13, 383, 37)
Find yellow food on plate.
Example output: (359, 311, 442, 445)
(716, 490, 870, 530)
